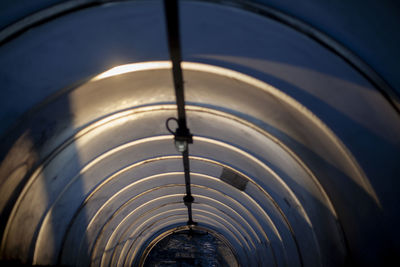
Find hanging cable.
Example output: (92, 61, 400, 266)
(164, 0, 197, 226)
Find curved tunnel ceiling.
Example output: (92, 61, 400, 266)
(0, 1, 399, 266)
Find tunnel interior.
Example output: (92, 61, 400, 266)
(0, 1, 399, 266)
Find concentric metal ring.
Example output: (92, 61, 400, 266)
(1, 62, 356, 266)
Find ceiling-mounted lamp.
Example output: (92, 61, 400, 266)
(166, 117, 193, 153)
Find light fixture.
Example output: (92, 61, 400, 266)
(166, 117, 193, 153)
(175, 139, 187, 153)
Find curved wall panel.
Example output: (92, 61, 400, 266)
(0, 1, 399, 266)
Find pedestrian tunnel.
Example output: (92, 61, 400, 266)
(0, 1, 399, 266)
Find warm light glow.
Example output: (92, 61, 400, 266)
(92, 61, 172, 81)
(87, 61, 380, 209)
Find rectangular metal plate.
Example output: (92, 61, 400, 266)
(219, 167, 248, 191)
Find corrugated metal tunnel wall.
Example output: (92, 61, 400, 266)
(0, 0, 399, 266)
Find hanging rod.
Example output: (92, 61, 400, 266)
(164, 0, 196, 226)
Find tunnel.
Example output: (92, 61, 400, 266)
(0, 0, 399, 266)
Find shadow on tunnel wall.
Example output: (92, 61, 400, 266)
(191, 98, 399, 266)
(0, 0, 399, 266)
(0, 62, 398, 266)
(0, 85, 91, 265)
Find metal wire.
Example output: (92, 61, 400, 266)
(166, 117, 178, 135)
(164, 0, 196, 226)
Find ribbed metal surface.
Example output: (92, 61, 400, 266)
(0, 64, 350, 266)
(0, 1, 399, 266)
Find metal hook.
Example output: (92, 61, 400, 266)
(165, 117, 178, 135)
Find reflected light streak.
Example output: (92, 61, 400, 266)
(84, 169, 272, 244)
(98, 185, 261, 266)
(89, 60, 380, 207)
(62, 152, 286, 258)
(194, 200, 262, 243)
(194, 194, 266, 243)
(102, 186, 271, 266)
(72, 103, 339, 222)
(194, 136, 313, 227)
(88, 181, 260, 245)
(192, 208, 255, 248)
(104, 191, 252, 260)
(85, 173, 184, 233)
(186, 104, 338, 219)
(92, 61, 172, 81)
(96, 193, 183, 260)
(88, 180, 268, 260)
